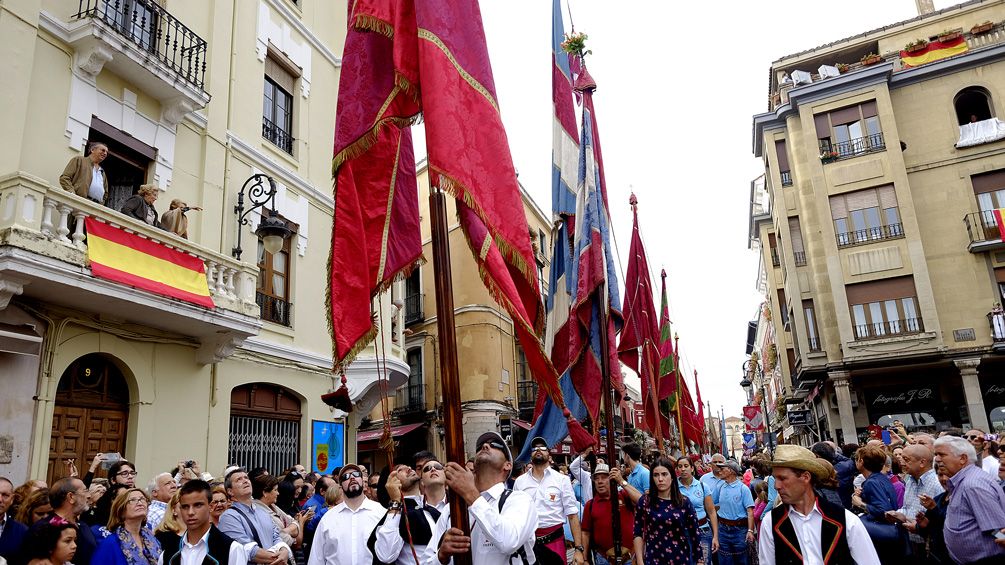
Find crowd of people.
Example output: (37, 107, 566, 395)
(4, 425, 1005, 564)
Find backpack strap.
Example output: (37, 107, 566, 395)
(497, 489, 529, 565)
(229, 505, 266, 550)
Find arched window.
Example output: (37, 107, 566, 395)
(955, 87, 994, 125)
(229, 383, 301, 473)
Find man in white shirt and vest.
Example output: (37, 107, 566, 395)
(424, 432, 538, 565)
(758, 445, 880, 565)
(309, 463, 385, 565)
(160, 480, 249, 565)
(372, 459, 448, 564)
(515, 436, 584, 565)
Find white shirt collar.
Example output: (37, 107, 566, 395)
(183, 527, 212, 549)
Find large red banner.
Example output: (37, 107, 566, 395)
(743, 405, 765, 432)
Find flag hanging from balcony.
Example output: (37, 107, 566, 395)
(331, 0, 589, 444)
(517, 0, 589, 461)
(993, 208, 1005, 241)
(900, 35, 968, 68)
(84, 218, 214, 308)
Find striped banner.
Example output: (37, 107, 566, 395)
(994, 208, 1005, 241)
(900, 36, 968, 68)
(85, 218, 215, 308)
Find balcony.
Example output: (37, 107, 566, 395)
(964, 211, 1004, 252)
(770, 247, 780, 267)
(256, 293, 291, 326)
(0, 172, 260, 363)
(394, 382, 425, 414)
(793, 251, 807, 266)
(262, 117, 294, 155)
(55, 0, 210, 122)
(990, 309, 1005, 349)
(517, 380, 538, 421)
(404, 293, 424, 325)
(836, 223, 904, 248)
(853, 318, 924, 340)
(780, 170, 793, 187)
(807, 336, 821, 352)
(819, 133, 885, 163)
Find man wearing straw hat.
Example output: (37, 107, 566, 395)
(757, 445, 880, 565)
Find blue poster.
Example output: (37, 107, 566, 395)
(312, 420, 345, 474)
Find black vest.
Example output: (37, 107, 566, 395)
(770, 497, 853, 565)
(165, 526, 238, 565)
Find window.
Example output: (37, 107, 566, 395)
(516, 346, 537, 418)
(803, 300, 821, 351)
(263, 55, 296, 154)
(768, 233, 780, 267)
(815, 101, 884, 159)
(108, 0, 158, 52)
(777, 288, 790, 329)
(955, 87, 994, 125)
(829, 185, 903, 247)
(404, 270, 423, 325)
(847, 276, 923, 339)
(972, 170, 1005, 239)
(396, 348, 424, 412)
(775, 140, 792, 186)
(256, 218, 295, 326)
(88, 117, 156, 212)
(229, 383, 301, 473)
(788, 217, 806, 266)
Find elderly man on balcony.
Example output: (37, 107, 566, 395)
(59, 142, 110, 205)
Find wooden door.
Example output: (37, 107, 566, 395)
(48, 407, 127, 485)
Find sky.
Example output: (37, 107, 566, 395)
(414, 0, 953, 421)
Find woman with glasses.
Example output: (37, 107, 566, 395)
(91, 461, 138, 528)
(209, 486, 229, 527)
(92, 488, 161, 565)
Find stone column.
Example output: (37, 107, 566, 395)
(830, 370, 858, 444)
(955, 358, 989, 431)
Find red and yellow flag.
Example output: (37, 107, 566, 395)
(85, 218, 214, 308)
(994, 208, 1005, 241)
(900, 36, 968, 68)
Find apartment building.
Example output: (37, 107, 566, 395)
(0, 0, 406, 484)
(749, 0, 1005, 444)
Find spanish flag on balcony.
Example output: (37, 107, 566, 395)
(994, 208, 1005, 241)
(900, 36, 968, 68)
(84, 218, 215, 308)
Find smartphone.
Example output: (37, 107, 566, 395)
(994, 531, 1005, 540)
(881, 430, 892, 445)
(101, 452, 121, 470)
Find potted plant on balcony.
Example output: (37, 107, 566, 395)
(904, 38, 929, 53)
(860, 53, 883, 66)
(937, 29, 962, 42)
(836, 63, 850, 74)
(972, 21, 995, 35)
(819, 149, 839, 163)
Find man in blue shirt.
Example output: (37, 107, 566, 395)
(621, 444, 649, 495)
(218, 468, 291, 564)
(700, 453, 726, 502)
(713, 460, 754, 565)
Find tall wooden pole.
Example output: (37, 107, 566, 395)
(596, 280, 624, 563)
(642, 338, 666, 453)
(428, 188, 472, 565)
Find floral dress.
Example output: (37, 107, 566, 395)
(633, 495, 702, 565)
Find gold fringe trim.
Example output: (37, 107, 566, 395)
(353, 14, 393, 38)
(332, 115, 419, 179)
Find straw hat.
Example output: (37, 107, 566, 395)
(770, 444, 830, 481)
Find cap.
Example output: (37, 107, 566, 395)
(338, 463, 363, 479)
(530, 436, 549, 449)
(476, 431, 513, 463)
(715, 460, 743, 475)
(594, 462, 611, 475)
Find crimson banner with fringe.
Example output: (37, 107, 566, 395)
(329, 0, 589, 444)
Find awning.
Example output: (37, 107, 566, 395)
(356, 422, 424, 442)
(513, 419, 533, 431)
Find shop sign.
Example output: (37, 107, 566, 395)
(787, 409, 810, 425)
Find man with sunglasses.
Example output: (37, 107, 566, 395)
(308, 463, 384, 565)
(965, 429, 1002, 475)
(515, 436, 584, 564)
(372, 460, 447, 564)
(424, 431, 537, 564)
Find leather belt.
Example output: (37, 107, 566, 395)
(535, 525, 564, 545)
(717, 516, 747, 527)
(697, 517, 708, 527)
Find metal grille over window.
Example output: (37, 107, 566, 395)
(228, 415, 300, 473)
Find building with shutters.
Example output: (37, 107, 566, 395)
(749, 0, 1005, 445)
(0, 0, 406, 485)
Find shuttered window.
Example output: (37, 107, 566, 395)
(829, 185, 903, 247)
(846, 277, 922, 340)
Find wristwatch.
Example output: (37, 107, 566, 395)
(389, 501, 402, 511)
(574, 546, 585, 553)
(620, 480, 629, 487)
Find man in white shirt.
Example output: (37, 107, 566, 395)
(758, 445, 880, 565)
(569, 447, 592, 505)
(309, 463, 385, 565)
(424, 431, 538, 565)
(159, 480, 248, 565)
(373, 459, 449, 564)
(515, 436, 584, 564)
(147, 472, 177, 531)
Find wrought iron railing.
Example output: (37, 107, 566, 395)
(964, 211, 1002, 244)
(793, 251, 807, 266)
(990, 310, 1005, 343)
(780, 170, 793, 187)
(835, 223, 904, 248)
(808, 336, 821, 352)
(228, 415, 299, 474)
(256, 292, 291, 326)
(262, 117, 294, 154)
(394, 383, 425, 412)
(770, 247, 780, 267)
(74, 0, 207, 90)
(404, 293, 424, 324)
(819, 133, 886, 162)
(518, 380, 538, 406)
(853, 317, 924, 340)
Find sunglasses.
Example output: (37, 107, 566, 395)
(422, 462, 444, 473)
(480, 440, 507, 452)
(531, 446, 549, 452)
(966, 434, 984, 440)
(340, 471, 362, 481)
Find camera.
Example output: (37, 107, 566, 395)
(184, 460, 195, 468)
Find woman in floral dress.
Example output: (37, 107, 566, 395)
(633, 458, 703, 565)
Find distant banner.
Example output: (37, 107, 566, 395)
(743, 405, 765, 432)
(900, 36, 968, 68)
(743, 433, 756, 450)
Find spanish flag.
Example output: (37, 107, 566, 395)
(994, 208, 1005, 241)
(900, 36, 968, 68)
(85, 218, 215, 308)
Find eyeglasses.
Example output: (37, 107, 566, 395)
(368, 481, 380, 488)
(531, 446, 549, 452)
(117, 470, 138, 477)
(210, 499, 228, 505)
(966, 434, 984, 440)
(126, 497, 148, 506)
(422, 463, 444, 473)
(340, 471, 362, 481)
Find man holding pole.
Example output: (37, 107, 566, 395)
(424, 432, 538, 565)
(515, 436, 585, 564)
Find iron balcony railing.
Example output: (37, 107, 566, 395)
(404, 293, 424, 324)
(819, 133, 886, 162)
(853, 317, 924, 340)
(262, 117, 294, 154)
(394, 383, 425, 412)
(964, 211, 1002, 245)
(770, 247, 780, 267)
(518, 380, 538, 406)
(256, 292, 291, 326)
(793, 251, 807, 266)
(74, 0, 207, 90)
(807, 336, 821, 352)
(836, 223, 904, 248)
(780, 170, 793, 187)
(990, 310, 1005, 342)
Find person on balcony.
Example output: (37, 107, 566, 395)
(160, 199, 202, 239)
(120, 185, 163, 229)
(59, 142, 109, 205)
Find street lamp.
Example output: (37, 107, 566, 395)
(232, 173, 292, 260)
(742, 356, 774, 456)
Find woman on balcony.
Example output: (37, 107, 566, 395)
(119, 184, 162, 229)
